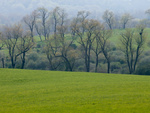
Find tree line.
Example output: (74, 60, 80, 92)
(0, 7, 150, 74)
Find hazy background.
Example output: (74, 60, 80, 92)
(0, 0, 149, 24)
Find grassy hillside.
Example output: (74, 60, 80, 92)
(110, 28, 150, 48)
(0, 69, 150, 113)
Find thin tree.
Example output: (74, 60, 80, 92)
(44, 39, 61, 70)
(51, 7, 61, 39)
(2, 24, 23, 68)
(38, 7, 50, 40)
(17, 33, 34, 69)
(73, 18, 100, 72)
(96, 27, 112, 73)
(120, 25, 146, 74)
(92, 23, 104, 72)
(45, 11, 77, 71)
(102, 10, 115, 30)
(120, 13, 133, 29)
(35, 21, 43, 41)
(22, 10, 38, 41)
(92, 37, 102, 72)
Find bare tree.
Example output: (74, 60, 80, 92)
(35, 20, 43, 41)
(45, 25, 77, 71)
(73, 18, 100, 72)
(92, 37, 102, 72)
(50, 7, 68, 38)
(96, 27, 112, 73)
(92, 23, 104, 72)
(38, 7, 50, 40)
(44, 39, 61, 70)
(17, 33, 34, 69)
(120, 13, 133, 29)
(120, 25, 146, 74)
(102, 10, 115, 30)
(77, 11, 90, 22)
(22, 10, 38, 41)
(56, 25, 77, 71)
(45, 9, 77, 71)
(50, 7, 61, 39)
(77, 11, 90, 33)
(71, 11, 91, 72)
(2, 24, 23, 68)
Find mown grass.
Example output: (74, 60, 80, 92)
(0, 69, 150, 113)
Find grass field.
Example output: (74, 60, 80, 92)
(0, 69, 150, 113)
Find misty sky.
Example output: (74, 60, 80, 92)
(0, 0, 149, 24)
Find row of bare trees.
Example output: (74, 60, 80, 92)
(102, 10, 133, 29)
(43, 10, 113, 73)
(21, 7, 135, 40)
(103, 9, 150, 30)
(0, 7, 148, 74)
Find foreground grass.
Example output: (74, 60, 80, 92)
(0, 69, 150, 113)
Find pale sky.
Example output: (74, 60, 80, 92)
(0, 0, 149, 24)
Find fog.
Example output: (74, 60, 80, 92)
(0, 0, 149, 24)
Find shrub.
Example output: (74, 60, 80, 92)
(111, 50, 125, 64)
(74, 59, 84, 71)
(135, 64, 150, 75)
(36, 59, 48, 70)
(98, 63, 107, 73)
(26, 60, 37, 69)
(27, 52, 39, 62)
(111, 62, 121, 73)
(136, 54, 150, 75)
(139, 56, 150, 65)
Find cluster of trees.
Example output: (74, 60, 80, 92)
(0, 7, 150, 75)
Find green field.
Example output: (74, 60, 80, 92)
(0, 69, 150, 113)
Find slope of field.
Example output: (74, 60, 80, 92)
(0, 69, 150, 113)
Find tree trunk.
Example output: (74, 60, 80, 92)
(21, 52, 26, 69)
(39, 35, 42, 41)
(2, 58, 4, 68)
(109, 22, 112, 30)
(95, 54, 99, 72)
(63, 57, 73, 71)
(11, 57, 15, 68)
(84, 48, 89, 72)
(86, 45, 91, 72)
(107, 60, 110, 73)
(31, 29, 34, 42)
(85, 54, 90, 72)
